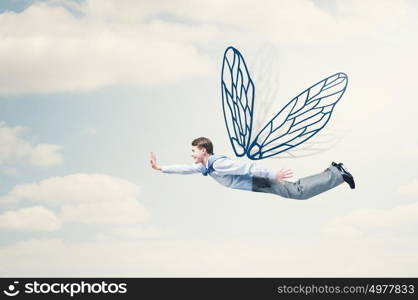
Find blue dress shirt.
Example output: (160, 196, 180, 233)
(161, 155, 276, 191)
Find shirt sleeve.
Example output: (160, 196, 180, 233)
(161, 164, 204, 175)
(212, 157, 276, 180)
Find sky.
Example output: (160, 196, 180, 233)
(0, 0, 418, 276)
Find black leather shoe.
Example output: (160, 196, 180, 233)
(332, 162, 355, 189)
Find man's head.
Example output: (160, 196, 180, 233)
(191, 137, 213, 164)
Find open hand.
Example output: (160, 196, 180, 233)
(150, 152, 162, 171)
(275, 168, 293, 184)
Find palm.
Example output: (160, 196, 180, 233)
(276, 168, 293, 184)
(150, 152, 159, 170)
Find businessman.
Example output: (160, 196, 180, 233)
(150, 137, 355, 200)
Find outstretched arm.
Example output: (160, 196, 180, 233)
(150, 152, 203, 174)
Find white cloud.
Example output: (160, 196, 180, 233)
(402, 146, 418, 158)
(0, 1, 216, 94)
(0, 236, 417, 276)
(0, 122, 63, 168)
(108, 225, 161, 238)
(399, 179, 418, 197)
(129, 0, 410, 44)
(60, 198, 148, 225)
(0, 0, 414, 94)
(0, 206, 61, 232)
(0, 173, 148, 227)
(324, 201, 418, 237)
(28, 144, 63, 167)
(2, 173, 139, 205)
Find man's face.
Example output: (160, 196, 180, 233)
(191, 146, 206, 164)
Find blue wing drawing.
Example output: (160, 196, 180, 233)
(246, 72, 348, 160)
(221, 46, 255, 157)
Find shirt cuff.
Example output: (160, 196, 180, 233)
(267, 171, 276, 182)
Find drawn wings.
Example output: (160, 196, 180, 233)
(221, 46, 255, 157)
(221, 46, 348, 160)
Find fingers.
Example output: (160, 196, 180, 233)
(150, 152, 157, 161)
(283, 171, 293, 178)
(276, 168, 294, 184)
(279, 168, 293, 177)
(150, 152, 156, 167)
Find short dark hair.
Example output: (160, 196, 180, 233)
(191, 137, 214, 155)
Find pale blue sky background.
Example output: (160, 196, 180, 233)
(0, 0, 417, 276)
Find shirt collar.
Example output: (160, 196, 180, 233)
(205, 155, 214, 168)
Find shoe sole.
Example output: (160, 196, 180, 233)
(334, 162, 355, 189)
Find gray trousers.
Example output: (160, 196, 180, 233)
(252, 165, 344, 200)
